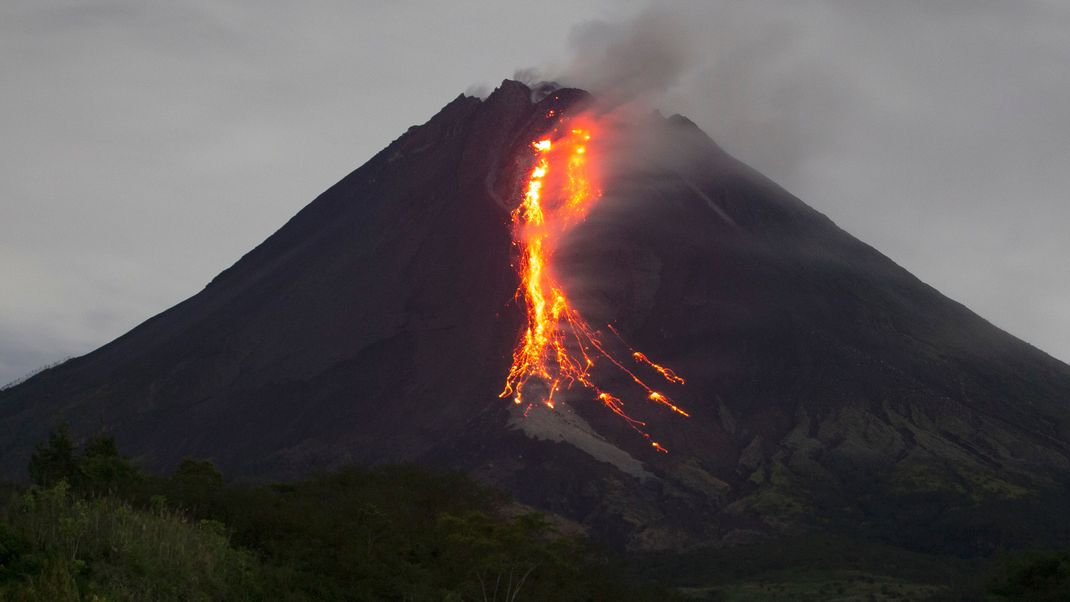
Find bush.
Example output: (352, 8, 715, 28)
(0, 481, 263, 601)
(26, 425, 77, 489)
(27, 426, 141, 497)
(987, 549, 1070, 601)
(4, 428, 680, 601)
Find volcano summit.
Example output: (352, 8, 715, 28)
(3, 80, 1070, 552)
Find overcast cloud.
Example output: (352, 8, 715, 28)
(2, 0, 1069, 385)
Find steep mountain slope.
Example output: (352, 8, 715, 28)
(3, 80, 1070, 552)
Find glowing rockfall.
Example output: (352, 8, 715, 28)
(499, 118, 688, 452)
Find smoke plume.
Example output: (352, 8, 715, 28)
(528, 2, 849, 185)
(534, 0, 1070, 367)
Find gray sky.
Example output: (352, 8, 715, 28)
(2, 0, 1068, 385)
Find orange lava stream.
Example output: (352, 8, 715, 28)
(499, 121, 688, 452)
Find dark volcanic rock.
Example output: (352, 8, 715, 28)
(3, 80, 1070, 552)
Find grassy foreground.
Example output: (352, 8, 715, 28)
(2, 426, 1069, 600)
(0, 426, 676, 601)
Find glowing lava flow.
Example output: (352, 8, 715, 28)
(499, 121, 688, 453)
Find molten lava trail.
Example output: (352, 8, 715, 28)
(499, 119, 688, 453)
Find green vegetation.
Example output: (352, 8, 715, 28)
(27, 424, 141, 497)
(629, 532, 987, 601)
(5, 426, 1070, 600)
(679, 570, 948, 601)
(0, 481, 261, 601)
(986, 548, 1070, 601)
(0, 427, 675, 601)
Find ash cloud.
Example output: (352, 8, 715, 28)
(532, 0, 1070, 365)
(556, 7, 700, 106)
(534, 2, 850, 184)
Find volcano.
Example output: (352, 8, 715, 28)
(3, 80, 1070, 552)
